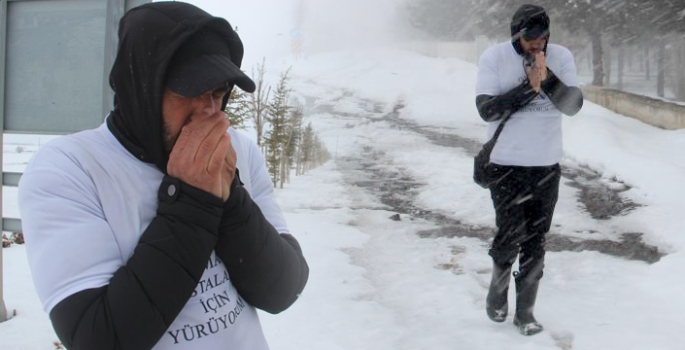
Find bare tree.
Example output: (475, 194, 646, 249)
(250, 58, 271, 146)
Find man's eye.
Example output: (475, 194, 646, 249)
(213, 91, 227, 99)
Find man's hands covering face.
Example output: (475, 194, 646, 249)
(167, 111, 236, 202)
(526, 52, 548, 93)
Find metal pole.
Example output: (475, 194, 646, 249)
(0, 241, 8, 323)
(0, 0, 10, 324)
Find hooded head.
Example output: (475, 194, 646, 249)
(510, 4, 550, 55)
(107, 1, 254, 173)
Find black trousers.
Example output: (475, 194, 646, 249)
(488, 164, 561, 279)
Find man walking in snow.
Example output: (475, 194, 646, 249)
(18, 2, 308, 349)
(475, 4, 583, 335)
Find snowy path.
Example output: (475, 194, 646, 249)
(298, 82, 661, 263)
(260, 75, 680, 349)
(263, 159, 571, 350)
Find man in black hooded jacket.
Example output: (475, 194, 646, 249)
(475, 4, 583, 336)
(18, 2, 308, 349)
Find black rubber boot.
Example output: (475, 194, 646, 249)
(513, 271, 543, 335)
(486, 261, 513, 322)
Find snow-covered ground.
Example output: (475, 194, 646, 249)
(2, 47, 684, 350)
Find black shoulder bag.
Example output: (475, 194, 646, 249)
(473, 115, 512, 189)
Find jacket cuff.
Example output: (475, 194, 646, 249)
(221, 170, 251, 221)
(157, 175, 223, 234)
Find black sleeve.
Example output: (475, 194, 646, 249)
(49, 176, 223, 350)
(215, 175, 309, 314)
(541, 69, 584, 116)
(476, 80, 538, 122)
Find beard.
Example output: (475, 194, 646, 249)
(162, 121, 178, 156)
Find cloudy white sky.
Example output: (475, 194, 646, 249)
(175, 0, 405, 70)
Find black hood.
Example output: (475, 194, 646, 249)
(510, 4, 550, 55)
(107, 1, 246, 173)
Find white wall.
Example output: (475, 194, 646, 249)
(582, 85, 685, 130)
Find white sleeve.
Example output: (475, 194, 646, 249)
(18, 143, 122, 313)
(556, 47, 580, 87)
(245, 137, 290, 235)
(475, 47, 501, 96)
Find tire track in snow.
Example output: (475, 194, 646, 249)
(302, 87, 663, 263)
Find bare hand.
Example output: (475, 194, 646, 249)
(535, 52, 548, 81)
(526, 52, 547, 92)
(167, 112, 231, 200)
(221, 135, 238, 201)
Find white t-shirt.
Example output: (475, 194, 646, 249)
(18, 123, 289, 350)
(475, 42, 580, 166)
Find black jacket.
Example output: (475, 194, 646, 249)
(49, 3, 308, 349)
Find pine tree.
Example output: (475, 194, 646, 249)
(312, 134, 330, 168)
(299, 122, 314, 174)
(280, 101, 303, 188)
(224, 87, 250, 130)
(293, 121, 330, 175)
(264, 68, 292, 187)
